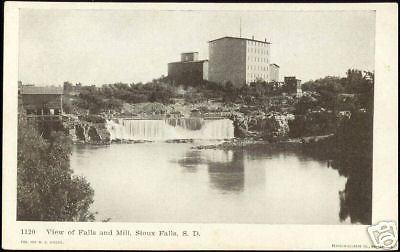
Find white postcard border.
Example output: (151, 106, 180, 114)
(2, 2, 398, 250)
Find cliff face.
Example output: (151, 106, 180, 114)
(64, 115, 110, 145)
(230, 112, 294, 140)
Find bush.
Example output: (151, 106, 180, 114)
(17, 120, 95, 221)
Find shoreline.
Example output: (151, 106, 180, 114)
(191, 138, 302, 150)
(72, 134, 334, 149)
(191, 134, 334, 150)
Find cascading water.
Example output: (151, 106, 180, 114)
(273, 114, 294, 136)
(106, 118, 234, 141)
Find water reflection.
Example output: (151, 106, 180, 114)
(176, 150, 204, 173)
(303, 144, 373, 225)
(338, 167, 372, 224)
(207, 151, 245, 193)
(71, 143, 352, 224)
(176, 149, 245, 193)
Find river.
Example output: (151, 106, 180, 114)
(70, 141, 351, 224)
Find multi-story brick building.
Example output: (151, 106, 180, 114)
(283, 76, 302, 97)
(208, 36, 271, 87)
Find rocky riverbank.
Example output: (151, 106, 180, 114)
(229, 111, 294, 140)
(63, 114, 111, 145)
(191, 134, 334, 151)
(191, 138, 299, 150)
(61, 96, 336, 147)
(62, 112, 296, 145)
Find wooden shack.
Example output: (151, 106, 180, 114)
(20, 85, 64, 116)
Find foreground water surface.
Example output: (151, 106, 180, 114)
(71, 142, 350, 224)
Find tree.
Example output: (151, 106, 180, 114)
(63, 81, 73, 93)
(17, 115, 95, 221)
(335, 110, 373, 224)
(62, 98, 73, 114)
(295, 95, 318, 115)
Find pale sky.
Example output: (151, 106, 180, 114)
(19, 9, 375, 86)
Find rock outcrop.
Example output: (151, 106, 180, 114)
(64, 115, 110, 144)
(229, 111, 294, 140)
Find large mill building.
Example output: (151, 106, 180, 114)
(208, 36, 273, 87)
(168, 36, 279, 87)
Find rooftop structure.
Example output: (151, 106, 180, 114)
(181, 52, 199, 62)
(20, 85, 64, 95)
(209, 36, 271, 44)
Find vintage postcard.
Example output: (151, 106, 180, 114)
(2, 2, 398, 250)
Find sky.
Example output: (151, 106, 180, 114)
(19, 9, 375, 86)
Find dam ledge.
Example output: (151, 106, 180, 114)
(104, 116, 235, 143)
(64, 114, 320, 146)
(105, 115, 230, 120)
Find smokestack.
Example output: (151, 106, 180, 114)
(265, 38, 266, 42)
(252, 35, 254, 40)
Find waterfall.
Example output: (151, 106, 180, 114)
(273, 114, 294, 136)
(69, 127, 78, 142)
(106, 118, 234, 141)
